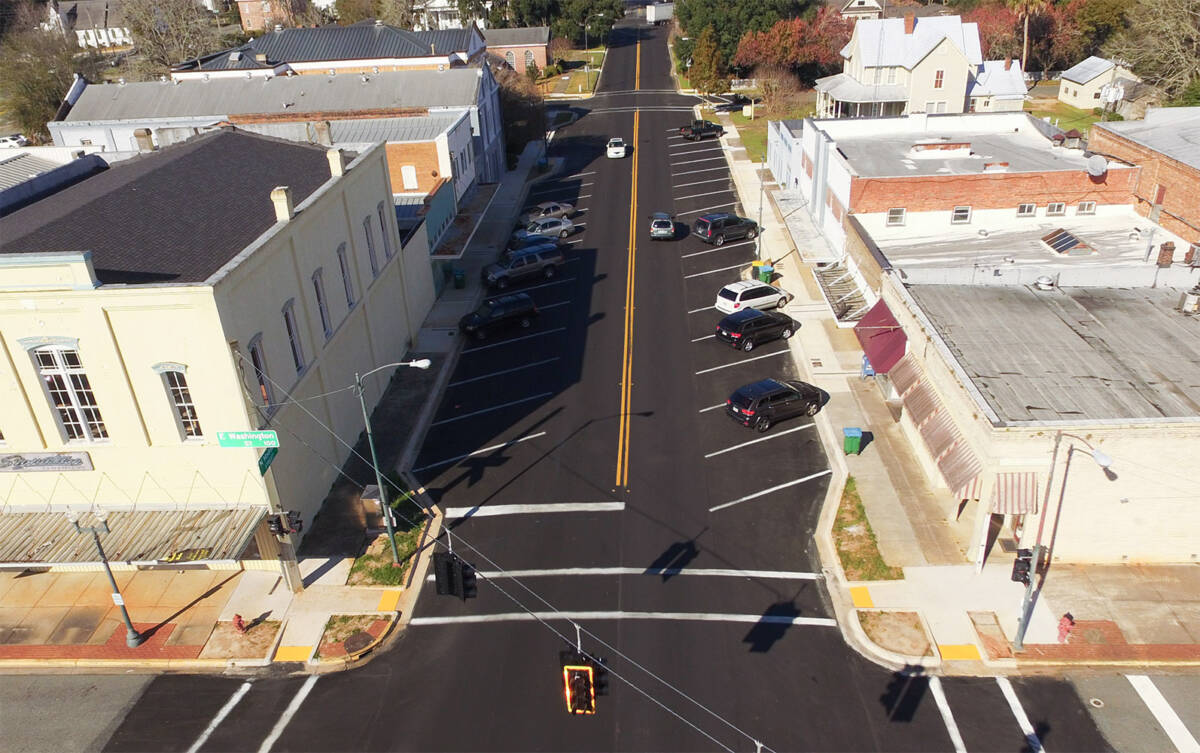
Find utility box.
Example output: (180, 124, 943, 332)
(843, 427, 863, 455)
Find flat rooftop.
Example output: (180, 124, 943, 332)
(909, 284, 1200, 423)
(835, 129, 1099, 177)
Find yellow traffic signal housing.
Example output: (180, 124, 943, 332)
(562, 665, 596, 715)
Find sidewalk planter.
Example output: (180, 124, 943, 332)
(843, 427, 863, 455)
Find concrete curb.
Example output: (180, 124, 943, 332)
(310, 612, 399, 667)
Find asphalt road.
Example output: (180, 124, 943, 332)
(13, 12, 1195, 753)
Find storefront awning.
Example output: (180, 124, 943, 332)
(0, 507, 268, 567)
(889, 353, 921, 396)
(855, 300, 907, 374)
(991, 472, 1041, 515)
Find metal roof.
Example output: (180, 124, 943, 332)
(236, 112, 465, 145)
(0, 507, 266, 566)
(1094, 106, 1200, 171)
(54, 0, 127, 30)
(908, 284, 1200, 423)
(843, 16, 982, 69)
(63, 69, 484, 122)
(483, 26, 551, 47)
(968, 59, 1027, 100)
(0, 153, 62, 191)
(814, 73, 906, 103)
(1060, 56, 1114, 85)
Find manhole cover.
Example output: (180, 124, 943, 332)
(1089, 698, 1105, 708)
(343, 630, 373, 654)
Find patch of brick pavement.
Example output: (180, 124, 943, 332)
(0, 622, 202, 660)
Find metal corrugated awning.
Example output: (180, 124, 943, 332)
(938, 442, 983, 494)
(0, 507, 268, 567)
(920, 410, 959, 459)
(904, 382, 940, 425)
(957, 475, 983, 501)
(889, 353, 921, 396)
(990, 472, 1041, 515)
(855, 300, 908, 373)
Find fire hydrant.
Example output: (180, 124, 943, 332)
(1057, 613, 1075, 644)
(233, 613, 248, 635)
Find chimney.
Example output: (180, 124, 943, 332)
(1157, 241, 1176, 268)
(1004, 57, 1012, 71)
(326, 147, 344, 176)
(133, 128, 155, 151)
(271, 186, 294, 222)
(314, 121, 333, 146)
(904, 14, 915, 34)
(430, 42, 436, 54)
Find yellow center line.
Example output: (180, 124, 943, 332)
(635, 33, 641, 91)
(616, 109, 640, 488)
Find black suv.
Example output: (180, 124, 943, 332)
(726, 378, 822, 432)
(483, 245, 564, 289)
(715, 309, 797, 351)
(458, 294, 539, 340)
(693, 213, 758, 246)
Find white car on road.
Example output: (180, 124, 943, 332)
(606, 137, 628, 159)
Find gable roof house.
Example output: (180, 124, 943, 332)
(816, 14, 1026, 118)
(483, 26, 551, 74)
(42, 0, 132, 49)
(1057, 56, 1142, 113)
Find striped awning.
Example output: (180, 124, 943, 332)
(990, 472, 1041, 515)
(920, 410, 959, 460)
(904, 382, 940, 425)
(938, 442, 983, 495)
(889, 353, 921, 396)
(956, 475, 983, 501)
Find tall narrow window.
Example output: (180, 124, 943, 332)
(160, 368, 202, 438)
(401, 165, 418, 190)
(504, 50, 515, 68)
(887, 67, 896, 84)
(282, 300, 305, 373)
(525, 50, 535, 69)
(363, 217, 379, 277)
(336, 243, 355, 307)
(377, 202, 393, 259)
(312, 268, 332, 338)
(934, 70, 944, 89)
(247, 336, 273, 406)
(33, 346, 108, 441)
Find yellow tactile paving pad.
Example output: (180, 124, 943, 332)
(274, 645, 313, 662)
(938, 644, 982, 661)
(376, 589, 402, 612)
(850, 586, 874, 608)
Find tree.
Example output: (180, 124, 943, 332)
(487, 53, 545, 166)
(963, 5, 1021, 60)
(334, 0, 377, 24)
(731, 6, 849, 82)
(755, 63, 803, 114)
(1105, 0, 1200, 100)
(121, 0, 222, 70)
(0, 29, 103, 142)
(689, 25, 727, 94)
(1005, 0, 1048, 71)
(377, 0, 424, 28)
(551, 0, 624, 47)
(457, 0, 489, 27)
(676, 0, 808, 67)
(1075, 0, 1134, 49)
(1175, 76, 1200, 105)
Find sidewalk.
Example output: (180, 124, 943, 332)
(0, 143, 551, 673)
(713, 108, 1200, 674)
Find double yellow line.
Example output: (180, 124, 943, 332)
(615, 37, 641, 489)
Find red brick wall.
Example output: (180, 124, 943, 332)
(1089, 126, 1200, 245)
(848, 168, 1140, 213)
(492, 44, 548, 74)
(385, 141, 442, 194)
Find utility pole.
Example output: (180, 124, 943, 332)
(757, 156, 766, 260)
(68, 512, 143, 648)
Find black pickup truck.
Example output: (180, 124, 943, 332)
(679, 119, 724, 141)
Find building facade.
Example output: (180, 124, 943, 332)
(1057, 56, 1139, 111)
(235, 0, 309, 32)
(483, 26, 550, 75)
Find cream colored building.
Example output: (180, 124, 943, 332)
(0, 129, 435, 573)
(1058, 56, 1140, 111)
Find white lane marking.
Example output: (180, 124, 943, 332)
(443, 501, 625, 518)
(710, 470, 833, 512)
(670, 145, 724, 156)
(688, 305, 716, 314)
(523, 195, 591, 209)
(678, 202, 737, 217)
(704, 423, 814, 458)
(929, 677, 968, 753)
(187, 682, 252, 753)
(564, 238, 585, 245)
(539, 299, 573, 308)
(432, 392, 553, 426)
(430, 567, 821, 580)
(684, 262, 749, 280)
(448, 358, 560, 387)
(463, 327, 567, 353)
(564, 171, 596, 178)
(675, 188, 735, 202)
(531, 181, 593, 195)
(675, 177, 732, 189)
(257, 675, 318, 753)
(692, 334, 716, 342)
(695, 348, 790, 375)
(1127, 675, 1200, 753)
(681, 239, 755, 258)
(699, 402, 726, 412)
(413, 432, 549, 472)
(491, 276, 576, 294)
(996, 677, 1046, 753)
(410, 611, 838, 627)
(573, 223, 587, 229)
(672, 156, 727, 167)
(673, 166, 728, 177)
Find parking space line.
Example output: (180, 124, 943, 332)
(1127, 675, 1200, 753)
(699, 402, 725, 412)
(531, 182, 593, 195)
(675, 189, 735, 203)
(564, 171, 596, 178)
(928, 677, 968, 753)
(564, 238, 585, 245)
(688, 305, 716, 314)
(671, 156, 727, 167)
(187, 682, 252, 753)
(684, 261, 746, 280)
(681, 239, 755, 258)
(996, 677, 1047, 753)
(678, 202, 737, 216)
(463, 328, 567, 353)
(675, 177, 731, 189)
(448, 358, 560, 388)
(513, 277, 576, 293)
(257, 676, 318, 753)
(433, 567, 821, 580)
(704, 423, 814, 458)
(673, 166, 727, 177)
(669, 145, 724, 155)
(431, 392, 553, 426)
(691, 334, 716, 342)
(412, 431, 549, 472)
(695, 348, 789, 374)
(539, 299, 572, 307)
(411, 611, 837, 627)
(444, 501, 625, 518)
(709, 470, 833, 512)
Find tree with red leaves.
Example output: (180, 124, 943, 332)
(963, 5, 1021, 61)
(732, 6, 851, 82)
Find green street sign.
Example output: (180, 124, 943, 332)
(258, 447, 279, 475)
(218, 430, 280, 448)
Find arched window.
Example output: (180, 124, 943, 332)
(153, 363, 202, 439)
(28, 342, 108, 441)
(504, 51, 515, 69)
(525, 50, 535, 69)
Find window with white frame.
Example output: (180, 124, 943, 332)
(934, 70, 944, 89)
(377, 203, 393, 259)
(312, 269, 332, 338)
(363, 217, 379, 277)
(1046, 202, 1066, 216)
(951, 206, 972, 224)
(32, 345, 108, 441)
(156, 366, 202, 439)
(247, 335, 273, 406)
(1017, 203, 1036, 217)
(887, 67, 896, 84)
(400, 165, 418, 190)
(336, 243, 355, 307)
(886, 208, 906, 226)
(282, 300, 306, 373)
(1076, 201, 1096, 215)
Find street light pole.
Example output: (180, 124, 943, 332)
(354, 359, 432, 566)
(757, 156, 766, 260)
(68, 512, 143, 648)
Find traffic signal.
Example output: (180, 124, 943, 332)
(268, 515, 285, 536)
(592, 656, 609, 697)
(560, 651, 600, 715)
(432, 552, 477, 600)
(1011, 548, 1033, 585)
(285, 511, 303, 534)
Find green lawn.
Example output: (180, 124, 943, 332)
(730, 101, 814, 163)
(1025, 100, 1103, 135)
(668, 41, 691, 90)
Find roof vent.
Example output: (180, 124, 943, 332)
(375, 19, 383, 26)
(1179, 285, 1200, 314)
(255, 53, 267, 62)
(229, 50, 241, 61)
(372, 66, 380, 74)
(1033, 275, 1056, 290)
(328, 68, 336, 75)
(274, 24, 283, 32)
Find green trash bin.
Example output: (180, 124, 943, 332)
(843, 427, 862, 455)
(453, 267, 466, 289)
(759, 265, 774, 284)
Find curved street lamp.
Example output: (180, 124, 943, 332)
(67, 510, 144, 648)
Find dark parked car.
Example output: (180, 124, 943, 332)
(726, 378, 822, 432)
(693, 212, 758, 246)
(680, 119, 724, 141)
(715, 309, 797, 351)
(458, 293, 539, 340)
(483, 245, 564, 289)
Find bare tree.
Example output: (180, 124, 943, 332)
(0, 28, 104, 141)
(377, 0, 425, 28)
(1105, 0, 1200, 99)
(755, 64, 802, 116)
(121, 0, 222, 69)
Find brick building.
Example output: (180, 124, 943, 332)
(1089, 107, 1200, 252)
(234, 0, 308, 32)
(482, 26, 550, 75)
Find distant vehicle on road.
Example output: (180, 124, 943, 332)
(714, 280, 789, 314)
(726, 378, 822, 432)
(648, 212, 675, 240)
(510, 216, 575, 247)
(647, 2, 673, 25)
(519, 201, 574, 225)
(458, 293, 539, 340)
(679, 119, 723, 141)
(606, 137, 628, 159)
(715, 308, 796, 351)
(693, 212, 757, 246)
(0, 134, 29, 148)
